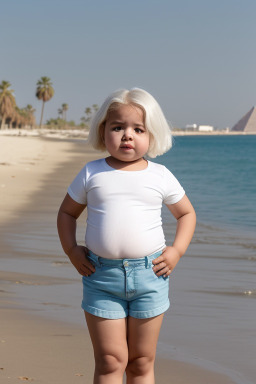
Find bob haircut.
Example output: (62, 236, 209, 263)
(87, 88, 172, 158)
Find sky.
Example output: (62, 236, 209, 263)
(1, 0, 256, 129)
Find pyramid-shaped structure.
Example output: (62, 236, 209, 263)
(231, 106, 256, 132)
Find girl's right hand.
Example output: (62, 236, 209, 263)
(67, 245, 96, 276)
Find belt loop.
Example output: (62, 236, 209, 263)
(89, 251, 101, 267)
(145, 256, 150, 269)
(96, 255, 102, 267)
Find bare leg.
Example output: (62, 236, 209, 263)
(125, 314, 164, 384)
(85, 312, 128, 384)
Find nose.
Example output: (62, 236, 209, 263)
(122, 128, 133, 140)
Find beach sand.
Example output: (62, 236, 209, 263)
(0, 133, 237, 383)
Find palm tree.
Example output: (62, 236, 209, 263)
(0, 81, 16, 129)
(8, 109, 16, 129)
(36, 77, 54, 127)
(16, 107, 26, 128)
(92, 104, 99, 112)
(62, 103, 68, 121)
(85, 107, 92, 123)
(24, 104, 36, 128)
(9, 107, 22, 129)
(58, 108, 63, 119)
(11, 106, 23, 128)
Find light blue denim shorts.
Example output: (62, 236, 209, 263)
(81, 250, 170, 319)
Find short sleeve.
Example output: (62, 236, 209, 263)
(163, 167, 185, 205)
(67, 166, 87, 205)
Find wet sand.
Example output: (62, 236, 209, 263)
(0, 134, 239, 383)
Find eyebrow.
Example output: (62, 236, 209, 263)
(109, 121, 145, 127)
(109, 121, 124, 126)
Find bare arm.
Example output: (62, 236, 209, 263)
(57, 194, 95, 276)
(152, 195, 196, 277)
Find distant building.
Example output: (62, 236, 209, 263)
(198, 125, 214, 132)
(185, 124, 197, 130)
(231, 106, 256, 132)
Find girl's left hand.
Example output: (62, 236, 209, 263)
(152, 246, 181, 277)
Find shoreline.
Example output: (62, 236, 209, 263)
(0, 127, 256, 140)
(0, 135, 240, 383)
(173, 130, 256, 135)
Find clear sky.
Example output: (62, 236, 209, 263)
(1, 0, 256, 129)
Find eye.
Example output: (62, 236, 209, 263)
(112, 126, 122, 132)
(134, 127, 144, 133)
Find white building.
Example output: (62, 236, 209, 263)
(185, 124, 198, 130)
(198, 125, 214, 132)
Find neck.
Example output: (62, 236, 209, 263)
(105, 156, 148, 171)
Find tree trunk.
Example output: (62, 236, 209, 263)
(39, 101, 45, 128)
(0, 115, 6, 130)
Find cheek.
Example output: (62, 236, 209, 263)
(142, 135, 150, 150)
(104, 132, 118, 148)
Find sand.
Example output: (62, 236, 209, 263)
(0, 133, 237, 383)
(0, 135, 75, 222)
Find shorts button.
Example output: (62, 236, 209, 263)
(123, 261, 129, 267)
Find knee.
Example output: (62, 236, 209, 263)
(95, 353, 127, 375)
(126, 356, 154, 376)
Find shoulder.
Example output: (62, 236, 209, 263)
(83, 158, 105, 169)
(69, 159, 105, 185)
(148, 161, 170, 177)
(148, 160, 184, 190)
(79, 158, 106, 176)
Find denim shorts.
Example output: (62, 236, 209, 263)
(81, 250, 170, 319)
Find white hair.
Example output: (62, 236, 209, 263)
(86, 88, 172, 158)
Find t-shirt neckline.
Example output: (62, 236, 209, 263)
(103, 158, 150, 173)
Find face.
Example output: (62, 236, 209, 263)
(103, 104, 150, 166)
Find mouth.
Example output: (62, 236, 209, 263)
(120, 144, 134, 150)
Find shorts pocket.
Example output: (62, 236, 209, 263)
(150, 266, 160, 280)
(150, 266, 169, 281)
(87, 254, 98, 267)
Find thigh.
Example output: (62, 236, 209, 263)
(85, 312, 128, 361)
(127, 314, 164, 360)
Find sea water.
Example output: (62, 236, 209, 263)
(154, 135, 256, 384)
(156, 134, 256, 235)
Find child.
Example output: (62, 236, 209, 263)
(57, 88, 196, 384)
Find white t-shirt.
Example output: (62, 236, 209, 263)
(68, 158, 185, 259)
